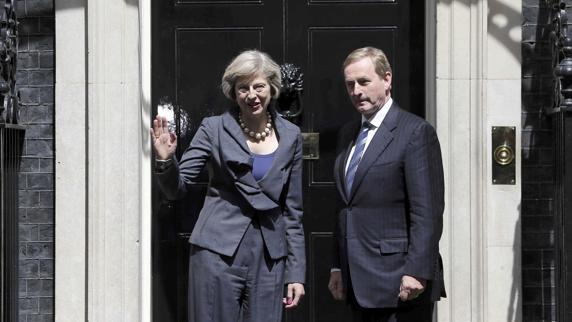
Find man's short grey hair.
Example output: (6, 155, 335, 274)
(221, 50, 282, 100)
(342, 47, 392, 77)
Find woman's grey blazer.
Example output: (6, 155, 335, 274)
(156, 111, 306, 284)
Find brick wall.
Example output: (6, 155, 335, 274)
(16, 0, 54, 320)
(522, 1, 557, 321)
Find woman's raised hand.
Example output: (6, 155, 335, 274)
(150, 115, 177, 160)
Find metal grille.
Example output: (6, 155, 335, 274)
(0, 125, 24, 322)
(548, 1, 572, 320)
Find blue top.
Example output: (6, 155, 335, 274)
(252, 151, 276, 181)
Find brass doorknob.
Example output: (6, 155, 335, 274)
(493, 145, 514, 166)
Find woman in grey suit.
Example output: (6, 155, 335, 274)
(151, 50, 306, 322)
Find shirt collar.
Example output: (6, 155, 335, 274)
(362, 97, 393, 129)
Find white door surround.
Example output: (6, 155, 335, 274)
(55, 0, 151, 321)
(435, 0, 522, 321)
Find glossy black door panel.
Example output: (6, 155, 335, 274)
(176, 28, 263, 117)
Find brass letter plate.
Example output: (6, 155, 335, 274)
(492, 126, 516, 185)
(302, 132, 319, 160)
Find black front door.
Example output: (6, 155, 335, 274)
(152, 2, 425, 321)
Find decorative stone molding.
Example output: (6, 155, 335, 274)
(435, 0, 522, 321)
(55, 0, 150, 320)
(55, 1, 87, 321)
(86, 0, 142, 320)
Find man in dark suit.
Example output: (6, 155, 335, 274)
(328, 47, 446, 322)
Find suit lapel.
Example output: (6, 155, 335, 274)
(221, 112, 276, 210)
(222, 110, 295, 171)
(334, 153, 347, 203)
(222, 111, 251, 156)
(220, 111, 257, 192)
(256, 114, 296, 190)
(221, 111, 296, 209)
(269, 115, 296, 172)
(348, 104, 399, 200)
(335, 120, 361, 203)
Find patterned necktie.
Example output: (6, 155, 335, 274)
(345, 121, 371, 194)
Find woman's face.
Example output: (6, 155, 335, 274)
(234, 74, 271, 118)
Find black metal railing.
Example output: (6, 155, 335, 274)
(548, 1, 572, 320)
(0, 0, 20, 321)
(0, 125, 24, 322)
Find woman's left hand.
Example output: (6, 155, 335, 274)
(283, 283, 305, 309)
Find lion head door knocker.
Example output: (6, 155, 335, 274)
(277, 63, 303, 124)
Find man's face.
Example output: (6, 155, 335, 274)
(343, 57, 392, 119)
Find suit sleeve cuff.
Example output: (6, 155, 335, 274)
(154, 158, 174, 172)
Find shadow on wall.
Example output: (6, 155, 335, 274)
(439, 0, 521, 62)
(438, 0, 523, 320)
(488, 0, 522, 62)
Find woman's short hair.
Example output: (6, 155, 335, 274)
(221, 50, 282, 100)
(342, 47, 392, 77)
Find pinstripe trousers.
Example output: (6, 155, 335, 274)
(187, 218, 286, 322)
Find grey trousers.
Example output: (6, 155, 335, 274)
(188, 220, 286, 322)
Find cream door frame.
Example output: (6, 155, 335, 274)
(55, 0, 151, 321)
(55, 1, 87, 320)
(435, 0, 522, 321)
